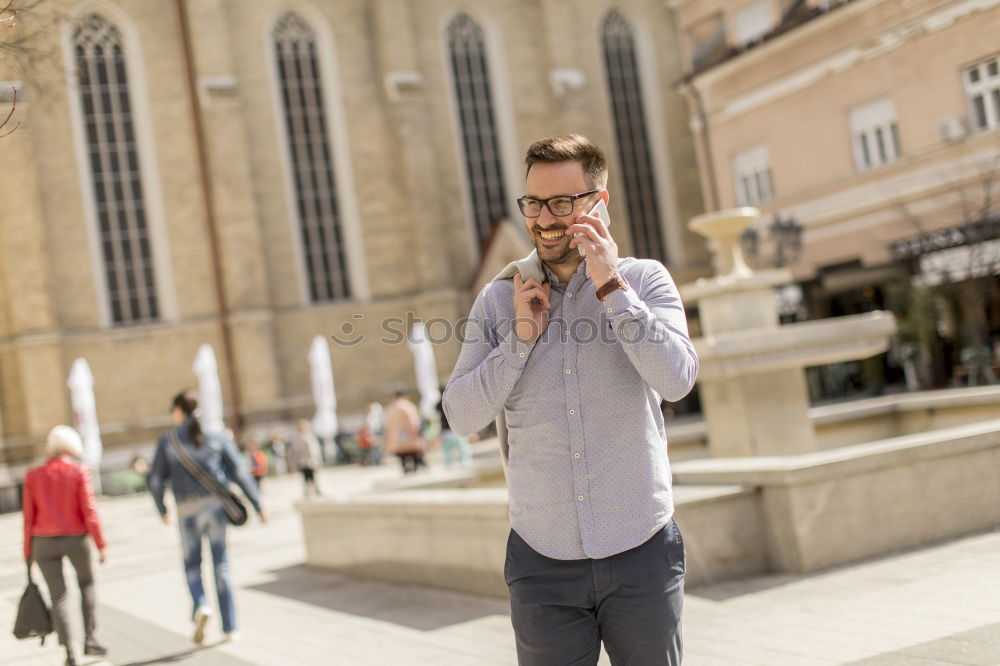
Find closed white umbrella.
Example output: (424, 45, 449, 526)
(67, 358, 103, 471)
(408, 323, 440, 420)
(308, 335, 338, 440)
(192, 344, 225, 434)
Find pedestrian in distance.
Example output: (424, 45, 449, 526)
(288, 419, 324, 498)
(262, 430, 289, 475)
(244, 436, 268, 490)
(146, 390, 266, 645)
(357, 402, 384, 466)
(435, 388, 471, 469)
(21, 425, 108, 666)
(383, 387, 428, 474)
(443, 134, 699, 665)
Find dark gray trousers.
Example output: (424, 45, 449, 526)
(505, 520, 685, 666)
(32, 535, 96, 647)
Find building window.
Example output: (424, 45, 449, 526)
(964, 55, 1000, 132)
(735, 1, 772, 46)
(733, 146, 774, 206)
(601, 10, 666, 261)
(274, 12, 351, 303)
(446, 13, 508, 249)
(849, 98, 901, 172)
(688, 12, 727, 71)
(73, 14, 159, 325)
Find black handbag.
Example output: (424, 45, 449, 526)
(168, 429, 249, 526)
(12, 564, 52, 644)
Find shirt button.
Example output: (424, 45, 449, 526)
(607, 307, 613, 313)
(569, 409, 576, 415)
(574, 453, 581, 459)
(578, 495, 584, 501)
(519, 352, 525, 357)
(567, 292, 573, 297)
(565, 369, 572, 374)
(504, 385, 510, 390)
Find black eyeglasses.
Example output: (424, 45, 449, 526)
(517, 190, 599, 218)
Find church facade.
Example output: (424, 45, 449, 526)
(0, 0, 706, 463)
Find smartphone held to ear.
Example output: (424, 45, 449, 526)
(577, 199, 611, 256)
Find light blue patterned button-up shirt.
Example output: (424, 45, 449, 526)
(443, 257, 698, 560)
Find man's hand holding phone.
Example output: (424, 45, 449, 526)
(568, 198, 619, 289)
(513, 273, 551, 344)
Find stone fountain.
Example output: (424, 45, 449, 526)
(680, 208, 897, 457)
(297, 207, 1000, 590)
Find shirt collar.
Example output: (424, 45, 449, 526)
(541, 260, 590, 286)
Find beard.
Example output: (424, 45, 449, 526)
(531, 227, 577, 265)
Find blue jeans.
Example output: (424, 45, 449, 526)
(179, 505, 236, 633)
(441, 431, 472, 468)
(505, 520, 685, 665)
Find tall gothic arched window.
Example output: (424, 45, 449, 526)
(447, 13, 508, 249)
(601, 11, 666, 261)
(74, 13, 159, 325)
(274, 12, 351, 302)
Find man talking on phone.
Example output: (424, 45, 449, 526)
(443, 134, 698, 665)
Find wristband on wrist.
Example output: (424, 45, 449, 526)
(596, 273, 629, 301)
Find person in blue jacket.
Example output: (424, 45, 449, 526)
(147, 390, 266, 645)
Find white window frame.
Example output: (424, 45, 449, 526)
(263, 3, 370, 306)
(849, 98, 901, 172)
(62, 0, 176, 328)
(963, 54, 1000, 133)
(732, 145, 774, 207)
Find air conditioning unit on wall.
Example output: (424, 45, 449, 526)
(938, 116, 967, 143)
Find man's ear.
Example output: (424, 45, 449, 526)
(600, 190, 610, 205)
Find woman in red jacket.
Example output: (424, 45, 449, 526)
(22, 425, 108, 666)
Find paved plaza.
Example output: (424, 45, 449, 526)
(2, 461, 999, 665)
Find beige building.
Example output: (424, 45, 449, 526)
(673, 0, 1000, 387)
(0, 0, 706, 465)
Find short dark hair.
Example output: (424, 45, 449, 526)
(524, 134, 608, 190)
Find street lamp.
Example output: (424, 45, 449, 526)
(741, 213, 803, 268)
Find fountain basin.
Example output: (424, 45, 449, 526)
(298, 483, 765, 597)
(688, 207, 760, 278)
(693, 311, 897, 380)
(671, 419, 1000, 572)
(299, 419, 1000, 591)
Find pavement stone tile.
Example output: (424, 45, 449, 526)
(4, 464, 1000, 665)
(890, 629, 1000, 666)
(845, 656, 963, 666)
(951, 623, 1000, 646)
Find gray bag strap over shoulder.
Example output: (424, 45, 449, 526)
(167, 429, 247, 525)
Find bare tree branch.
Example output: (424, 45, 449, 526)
(0, 0, 16, 32)
(0, 84, 19, 136)
(0, 2, 55, 74)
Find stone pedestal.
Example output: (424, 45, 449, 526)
(700, 368, 815, 456)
